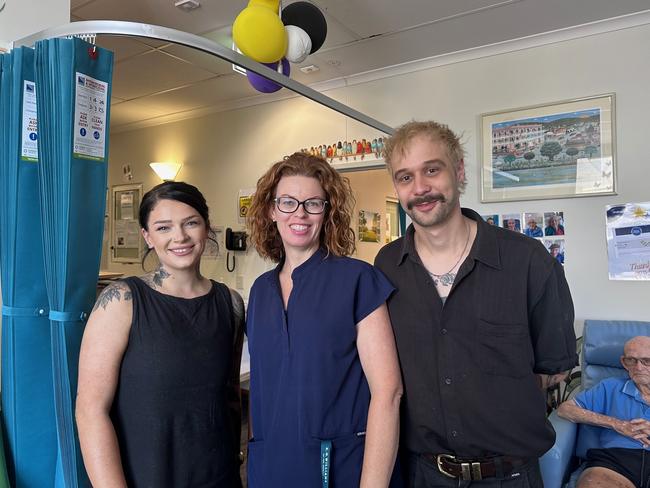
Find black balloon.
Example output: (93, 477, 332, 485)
(281, 1, 327, 54)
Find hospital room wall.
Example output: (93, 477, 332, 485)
(0, 0, 70, 48)
(106, 21, 650, 332)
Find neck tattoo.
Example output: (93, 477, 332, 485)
(142, 266, 170, 289)
(428, 220, 470, 287)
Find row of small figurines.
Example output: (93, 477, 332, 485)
(300, 137, 386, 161)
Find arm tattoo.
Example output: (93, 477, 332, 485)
(141, 266, 170, 289)
(93, 281, 132, 311)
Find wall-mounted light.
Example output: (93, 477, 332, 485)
(149, 162, 182, 181)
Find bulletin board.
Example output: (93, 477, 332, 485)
(111, 183, 143, 263)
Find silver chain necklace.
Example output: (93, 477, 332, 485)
(428, 220, 470, 287)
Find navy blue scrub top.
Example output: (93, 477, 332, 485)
(246, 249, 394, 487)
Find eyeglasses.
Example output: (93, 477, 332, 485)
(621, 357, 650, 367)
(274, 196, 328, 214)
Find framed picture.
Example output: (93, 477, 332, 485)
(501, 213, 522, 233)
(358, 209, 381, 243)
(481, 214, 499, 227)
(480, 94, 616, 202)
(111, 183, 143, 264)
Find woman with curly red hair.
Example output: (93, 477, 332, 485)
(246, 152, 402, 487)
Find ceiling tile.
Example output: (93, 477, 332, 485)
(311, 0, 501, 38)
(311, 0, 650, 78)
(289, 58, 344, 85)
(73, 0, 650, 129)
(72, 0, 246, 35)
(95, 34, 154, 62)
(135, 75, 260, 114)
(131, 38, 171, 49)
(160, 44, 234, 75)
(70, 0, 96, 9)
(111, 50, 215, 100)
(109, 98, 176, 127)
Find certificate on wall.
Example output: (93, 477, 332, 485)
(120, 191, 134, 220)
(606, 202, 650, 280)
(111, 183, 143, 263)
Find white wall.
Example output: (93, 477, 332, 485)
(0, 0, 70, 46)
(107, 96, 385, 298)
(107, 21, 650, 328)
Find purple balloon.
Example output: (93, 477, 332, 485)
(246, 58, 291, 93)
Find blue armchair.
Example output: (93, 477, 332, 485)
(539, 319, 650, 488)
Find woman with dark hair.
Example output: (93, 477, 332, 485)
(76, 181, 244, 488)
(246, 153, 402, 487)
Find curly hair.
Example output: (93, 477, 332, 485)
(247, 152, 356, 262)
(384, 120, 467, 192)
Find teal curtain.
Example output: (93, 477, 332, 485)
(35, 37, 114, 488)
(0, 46, 58, 488)
(398, 205, 408, 236)
(0, 37, 113, 488)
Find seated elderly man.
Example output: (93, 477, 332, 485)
(558, 336, 650, 488)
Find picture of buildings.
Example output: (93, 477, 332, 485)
(490, 108, 602, 188)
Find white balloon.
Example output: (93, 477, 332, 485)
(285, 25, 312, 64)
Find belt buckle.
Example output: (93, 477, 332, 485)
(471, 462, 482, 480)
(435, 454, 456, 478)
(435, 454, 482, 481)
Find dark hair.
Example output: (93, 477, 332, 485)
(139, 181, 213, 267)
(247, 152, 356, 262)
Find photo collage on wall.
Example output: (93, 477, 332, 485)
(481, 211, 566, 265)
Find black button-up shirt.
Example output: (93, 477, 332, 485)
(375, 208, 577, 458)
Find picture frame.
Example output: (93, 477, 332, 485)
(480, 94, 616, 203)
(358, 209, 381, 243)
(111, 183, 143, 264)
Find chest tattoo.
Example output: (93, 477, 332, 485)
(428, 270, 456, 288)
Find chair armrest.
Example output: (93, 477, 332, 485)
(540, 410, 578, 488)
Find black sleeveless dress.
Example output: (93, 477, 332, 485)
(111, 277, 241, 488)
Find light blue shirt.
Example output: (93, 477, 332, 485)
(575, 376, 650, 450)
(524, 226, 543, 238)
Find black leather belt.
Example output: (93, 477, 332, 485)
(421, 453, 529, 481)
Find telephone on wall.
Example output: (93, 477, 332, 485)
(225, 228, 247, 272)
(225, 228, 247, 251)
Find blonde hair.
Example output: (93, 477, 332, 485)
(247, 152, 356, 262)
(384, 120, 467, 191)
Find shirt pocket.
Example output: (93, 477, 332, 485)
(477, 319, 532, 378)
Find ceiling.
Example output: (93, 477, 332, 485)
(69, 0, 650, 132)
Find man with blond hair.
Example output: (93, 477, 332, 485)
(558, 336, 650, 488)
(375, 120, 577, 487)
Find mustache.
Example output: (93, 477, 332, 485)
(406, 194, 445, 210)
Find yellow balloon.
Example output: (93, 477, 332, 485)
(233, 0, 287, 63)
(249, 0, 280, 9)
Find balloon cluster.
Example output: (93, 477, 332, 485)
(233, 0, 327, 93)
